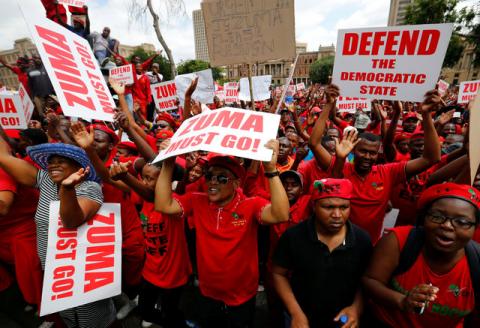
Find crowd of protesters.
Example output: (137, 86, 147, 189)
(0, 1, 480, 328)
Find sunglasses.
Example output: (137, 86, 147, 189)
(156, 123, 169, 129)
(205, 172, 231, 184)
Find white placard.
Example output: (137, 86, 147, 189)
(18, 84, 34, 125)
(58, 0, 87, 8)
(109, 65, 134, 85)
(151, 81, 178, 112)
(458, 80, 480, 104)
(175, 69, 214, 105)
(437, 79, 449, 96)
(153, 107, 280, 163)
(332, 24, 453, 101)
(296, 82, 306, 91)
(239, 75, 272, 101)
(26, 15, 115, 121)
(224, 82, 239, 104)
(40, 202, 122, 316)
(381, 208, 400, 237)
(0, 91, 30, 129)
(337, 97, 372, 113)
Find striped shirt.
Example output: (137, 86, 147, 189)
(35, 170, 115, 327)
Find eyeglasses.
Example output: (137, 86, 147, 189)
(156, 124, 169, 129)
(205, 172, 231, 184)
(427, 212, 477, 230)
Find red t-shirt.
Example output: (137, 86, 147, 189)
(343, 161, 407, 242)
(12, 67, 30, 95)
(140, 201, 191, 288)
(298, 158, 333, 193)
(0, 168, 38, 229)
(373, 226, 475, 328)
(394, 151, 411, 163)
(174, 189, 269, 306)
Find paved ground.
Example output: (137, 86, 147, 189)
(0, 283, 270, 328)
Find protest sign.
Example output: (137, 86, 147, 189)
(215, 90, 225, 101)
(58, 0, 87, 8)
(151, 81, 178, 112)
(40, 202, 122, 316)
(26, 16, 115, 121)
(224, 82, 239, 104)
(175, 69, 214, 105)
(437, 79, 449, 96)
(332, 24, 453, 102)
(201, 0, 296, 66)
(337, 97, 371, 113)
(286, 85, 296, 97)
(109, 65, 134, 85)
(239, 75, 272, 101)
(0, 87, 34, 129)
(458, 80, 480, 104)
(296, 83, 306, 91)
(470, 89, 480, 185)
(153, 107, 280, 163)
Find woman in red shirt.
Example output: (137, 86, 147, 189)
(362, 183, 480, 327)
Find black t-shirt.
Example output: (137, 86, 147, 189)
(273, 218, 372, 327)
(27, 65, 54, 98)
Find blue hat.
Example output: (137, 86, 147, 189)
(26, 143, 100, 182)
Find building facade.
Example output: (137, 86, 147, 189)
(441, 43, 479, 85)
(293, 44, 336, 85)
(118, 43, 156, 59)
(193, 9, 210, 62)
(388, 0, 414, 26)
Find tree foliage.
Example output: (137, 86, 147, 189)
(127, 47, 173, 81)
(177, 59, 224, 81)
(404, 0, 478, 67)
(309, 56, 334, 84)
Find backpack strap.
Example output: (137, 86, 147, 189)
(393, 227, 425, 276)
(465, 240, 480, 308)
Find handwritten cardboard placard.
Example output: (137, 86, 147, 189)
(175, 69, 214, 105)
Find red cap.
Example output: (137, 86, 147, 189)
(403, 112, 419, 121)
(207, 155, 245, 180)
(117, 141, 137, 152)
(155, 130, 174, 140)
(417, 183, 480, 210)
(311, 178, 353, 201)
(394, 132, 411, 144)
(156, 113, 177, 130)
(89, 124, 119, 144)
(4, 129, 21, 139)
(410, 132, 424, 140)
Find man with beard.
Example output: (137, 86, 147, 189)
(313, 85, 441, 243)
(272, 178, 372, 328)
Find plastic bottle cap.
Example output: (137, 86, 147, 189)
(340, 314, 348, 324)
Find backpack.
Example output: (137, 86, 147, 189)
(394, 226, 480, 310)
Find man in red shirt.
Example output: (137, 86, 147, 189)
(313, 85, 441, 243)
(156, 141, 289, 327)
(0, 57, 30, 95)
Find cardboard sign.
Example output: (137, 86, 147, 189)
(337, 97, 371, 113)
(175, 69, 214, 106)
(109, 65, 134, 85)
(332, 24, 453, 101)
(458, 80, 480, 104)
(470, 89, 480, 185)
(0, 88, 34, 129)
(201, 0, 296, 66)
(153, 107, 280, 163)
(26, 16, 115, 121)
(215, 90, 225, 101)
(239, 75, 272, 101)
(437, 79, 449, 96)
(40, 202, 122, 316)
(224, 82, 239, 104)
(151, 81, 178, 112)
(58, 0, 87, 8)
(296, 83, 306, 91)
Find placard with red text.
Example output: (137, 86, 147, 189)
(458, 80, 480, 104)
(332, 24, 453, 102)
(437, 79, 449, 96)
(151, 81, 178, 112)
(26, 16, 115, 121)
(337, 97, 371, 113)
(40, 202, 122, 316)
(58, 0, 87, 8)
(224, 82, 239, 104)
(109, 65, 134, 85)
(153, 107, 280, 163)
(0, 90, 32, 129)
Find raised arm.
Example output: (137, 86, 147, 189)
(260, 140, 290, 224)
(383, 101, 402, 163)
(308, 85, 339, 171)
(405, 91, 442, 178)
(110, 162, 155, 202)
(0, 135, 38, 187)
(155, 156, 182, 215)
(115, 111, 156, 161)
(0, 57, 15, 72)
(183, 77, 199, 121)
(59, 167, 101, 228)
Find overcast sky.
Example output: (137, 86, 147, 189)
(0, 0, 476, 64)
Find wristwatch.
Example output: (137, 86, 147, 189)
(264, 171, 280, 178)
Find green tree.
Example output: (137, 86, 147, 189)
(404, 0, 478, 68)
(127, 47, 172, 81)
(309, 56, 334, 84)
(177, 59, 224, 81)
